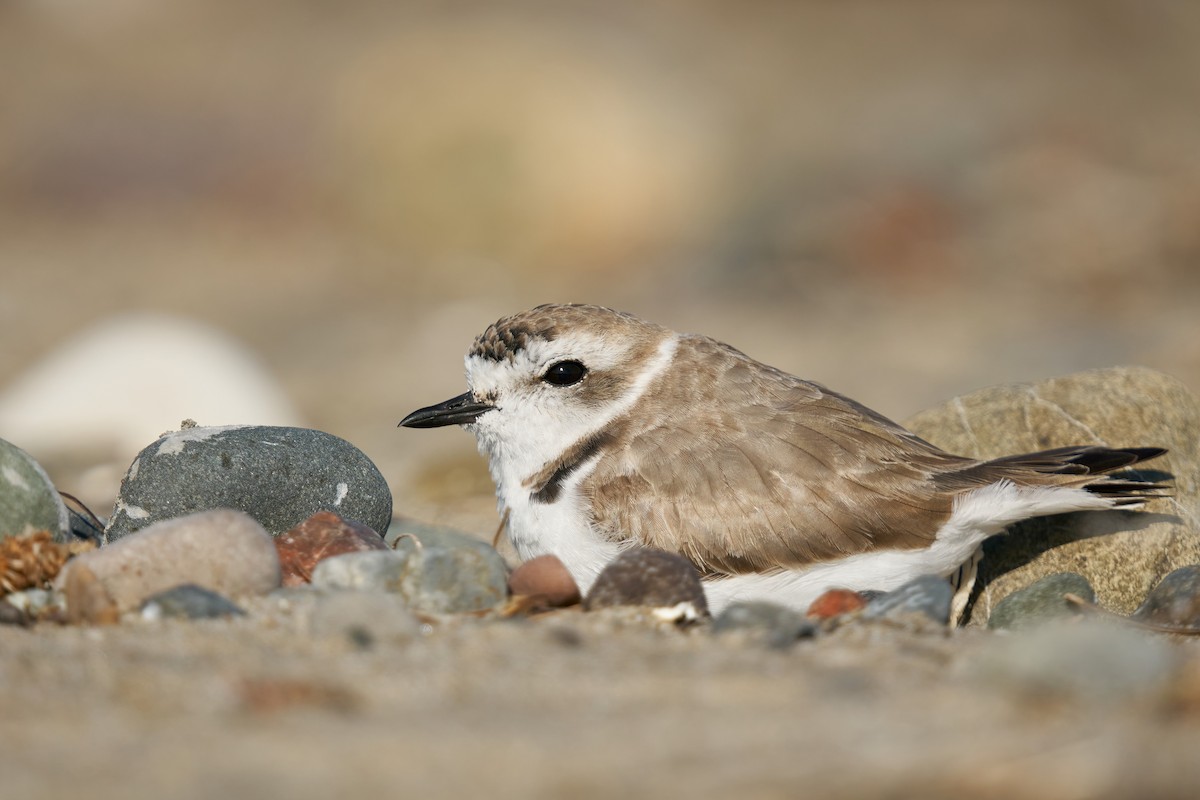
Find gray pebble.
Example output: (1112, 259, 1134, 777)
(105, 425, 392, 541)
(862, 574, 953, 625)
(311, 550, 409, 592)
(584, 549, 709, 617)
(0, 437, 69, 543)
(987, 572, 1095, 631)
(712, 601, 817, 648)
(312, 540, 508, 614)
(1133, 565, 1200, 629)
(140, 584, 246, 620)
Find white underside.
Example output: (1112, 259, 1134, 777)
(509, 479, 1118, 615)
(699, 481, 1116, 614)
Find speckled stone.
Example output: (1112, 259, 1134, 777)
(0, 437, 69, 543)
(584, 549, 709, 616)
(905, 367, 1200, 625)
(105, 425, 392, 542)
(987, 572, 1095, 631)
(863, 575, 954, 625)
(1133, 565, 1200, 629)
(275, 511, 388, 587)
(140, 584, 246, 620)
(57, 509, 282, 612)
(712, 601, 817, 648)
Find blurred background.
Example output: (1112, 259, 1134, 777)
(1, 0, 1198, 535)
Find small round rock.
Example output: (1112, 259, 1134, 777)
(57, 508, 282, 613)
(275, 511, 388, 587)
(140, 584, 246, 621)
(584, 549, 708, 617)
(508, 555, 581, 608)
(807, 588, 868, 620)
(862, 574, 954, 626)
(1133, 565, 1200, 629)
(0, 437, 69, 543)
(987, 572, 1095, 631)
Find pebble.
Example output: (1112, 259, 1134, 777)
(987, 572, 1095, 631)
(140, 584, 246, 621)
(712, 601, 817, 648)
(104, 425, 392, 542)
(862, 575, 953, 626)
(275, 511, 388, 587)
(807, 588, 868, 619)
(508, 555, 582, 608)
(308, 591, 421, 644)
(1133, 565, 1200, 629)
(57, 509, 282, 613)
(4, 588, 66, 620)
(0, 436, 70, 543)
(312, 539, 509, 614)
(963, 619, 1176, 703)
(584, 549, 709, 618)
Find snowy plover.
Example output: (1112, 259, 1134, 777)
(401, 304, 1166, 615)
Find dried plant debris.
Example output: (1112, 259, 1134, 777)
(0, 530, 91, 596)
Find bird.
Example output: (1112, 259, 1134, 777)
(400, 303, 1167, 616)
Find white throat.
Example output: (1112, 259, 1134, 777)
(472, 334, 680, 591)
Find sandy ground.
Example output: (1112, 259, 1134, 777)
(4, 603, 1200, 800)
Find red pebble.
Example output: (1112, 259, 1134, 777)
(275, 511, 388, 586)
(806, 588, 868, 619)
(508, 554, 582, 608)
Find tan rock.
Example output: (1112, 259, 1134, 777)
(56, 509, 282, 613)
(904, 366, 1200, 625)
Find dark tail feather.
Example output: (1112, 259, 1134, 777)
(939, 445, 1171, 505)
(986, 445, 1166, 475)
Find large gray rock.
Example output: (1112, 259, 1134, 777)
(0, 437, 69, 542)
(105, 425, 392, 541)
(904, 366, 1200, 625)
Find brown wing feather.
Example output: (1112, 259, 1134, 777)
(582, 335, 968, 576)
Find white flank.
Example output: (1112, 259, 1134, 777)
(701, 481, 1117, 614)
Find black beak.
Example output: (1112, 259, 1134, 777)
(399, 392, 495, 429)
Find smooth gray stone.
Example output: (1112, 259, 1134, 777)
(863, 575, 954, 625)
(140, 583, 246, 620)
(0, 437, 69, 543)
(312, 541, 508, 614)
(987, 572, 1094, 630)
(105, 425, 392, 541)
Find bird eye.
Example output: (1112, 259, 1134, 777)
(542, 360, 587, 386)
